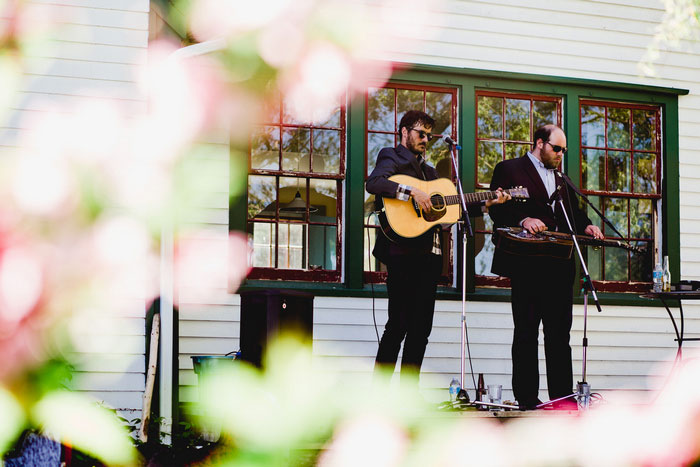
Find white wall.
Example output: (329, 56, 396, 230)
(0, 1, 150, 419)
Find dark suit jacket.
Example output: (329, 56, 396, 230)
(488, 155, 592, 277)
(366, 144, 482, 264)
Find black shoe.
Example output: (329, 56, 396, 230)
(517, 398, 543, 411)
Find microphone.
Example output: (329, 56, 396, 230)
(439, 134, 458, 145)
(548, 184, 563, 205)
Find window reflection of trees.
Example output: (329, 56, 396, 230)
(580, 102, 660, 287)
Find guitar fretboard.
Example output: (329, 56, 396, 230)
(441, 190, 503, 205)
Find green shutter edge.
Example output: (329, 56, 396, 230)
(232, 62, 687, 307)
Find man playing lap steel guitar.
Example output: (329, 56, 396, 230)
(488, 124, 603, 410)
(366, 110, 510, 386)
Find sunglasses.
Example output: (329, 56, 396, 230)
(410, 128, 433, 140)
(546, 141, 568, 154)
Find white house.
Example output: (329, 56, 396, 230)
(3, 0, 700, 429)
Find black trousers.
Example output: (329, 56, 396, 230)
(509, 257, 575, 404)
(375, 253, 442, 379)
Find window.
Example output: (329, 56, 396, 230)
(473, 91, 562, 286)
(579, 101, 660, 292)
(363, 83, 458, 283)
(246, 95, 345, 281)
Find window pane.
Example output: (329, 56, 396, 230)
(607, 108, 631, 149)
(289, 224, 304, 270)
(607, 151, 630, 192)
(604, 197, 628, 237)
(533, 100, 557, 129)
(425, 138, 450, 171)
(282, 128, 310, 171)
(364, 226, 380, 271)
(478, 96, 503, 139)
(282, 98, 308, 126)
(630, 198, 653, 238)
(248, 175, 276, 219)
(364, 193, 376, 218)
(581, 105, 605, 147)
(263, 97, 280, 124)
(309, 225, 336, 270)
(426, 91, 452, 136)
(397, 89, 423, 119)
(367, 132, 394, 176)
(631, 241, 653, 282)
(252, 222, 275, 268)
(582, 148, 605, 191)
(505, 98, 530, 141)
(368, 87, 395, 132)
(475, 214, 496, 276)
(276, 223, 305, 270)
(278, 223, 289, 267)
(251, 126, 280, 170)
(478, 141, 503, 185)
(605, 248, 628, 281)
(505, 143, 529, 160)
(634, 152, 656, 193)
(586, 246, 602, 281)
(313, 129, 340, 174)
(309, 178, 337, 218)
(633, 109, 656, 151)
(317, 104, 341, 128)
(279, 176, 307, 220)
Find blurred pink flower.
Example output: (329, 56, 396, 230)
(175, 231, 251, 301)
(0, 223, 48, 382)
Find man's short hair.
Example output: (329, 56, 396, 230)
(533, 124, 560, 147)
(398, 110, 435, 136)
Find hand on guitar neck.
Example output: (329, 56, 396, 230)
(412, 186, 511, 215)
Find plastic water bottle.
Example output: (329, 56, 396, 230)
(653, 261, 663, 292)
(449, 377, 461, 402)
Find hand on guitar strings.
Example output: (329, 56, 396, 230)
(584, 224, 604, 240)
(411, 188, 434, 212)
(521, 217, 548, 235)
(485, 187, 511, 208)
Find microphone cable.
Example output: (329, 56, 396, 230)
(367, 212, 380, 345)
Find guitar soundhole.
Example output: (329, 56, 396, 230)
(423, 194, 446, 222)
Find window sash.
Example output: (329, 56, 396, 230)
(247, 97, 346, 282)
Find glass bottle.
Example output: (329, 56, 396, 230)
(476, 373, 487, 410)
(663, 255, 672, 292)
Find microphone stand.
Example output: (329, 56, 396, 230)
(535, 184, 602, 411)
(445, 139, 476, 403)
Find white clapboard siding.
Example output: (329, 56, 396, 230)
(0, 1, 151, 419)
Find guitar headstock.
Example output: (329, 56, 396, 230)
(508, 186, 529, 201)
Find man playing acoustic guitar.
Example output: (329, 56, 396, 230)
(366, 110, 510, 386)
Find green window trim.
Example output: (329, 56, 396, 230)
(232, 62, 687, 304)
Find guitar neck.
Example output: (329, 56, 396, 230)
(445, 190, 507, 206)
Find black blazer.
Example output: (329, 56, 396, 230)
(366, 144, 483, 263)
(488, 155, 592, 277)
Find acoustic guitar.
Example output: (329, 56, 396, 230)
(377, 174, 529, 242)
